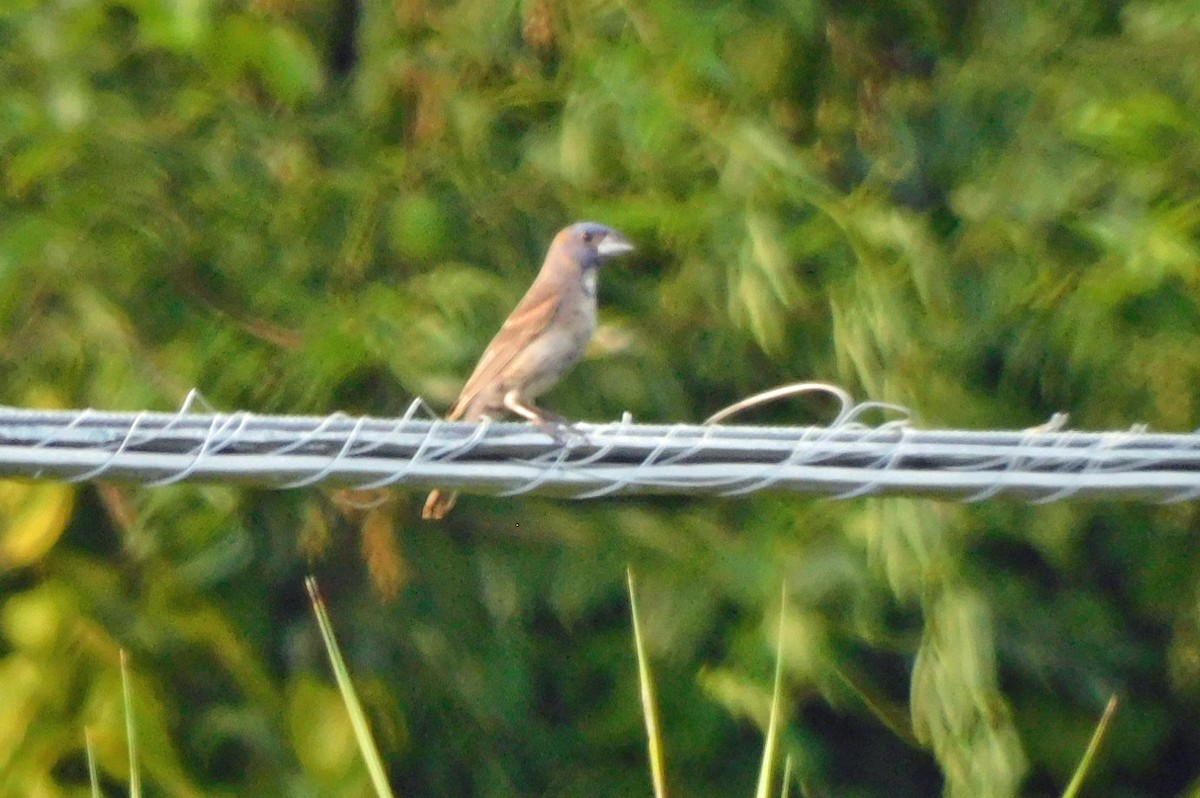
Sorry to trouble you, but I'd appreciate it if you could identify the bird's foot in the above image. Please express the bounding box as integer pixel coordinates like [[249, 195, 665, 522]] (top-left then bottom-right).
[[536, 416, 590, 446], [535, 409, 568, 426], [501, 391, 590, 445]]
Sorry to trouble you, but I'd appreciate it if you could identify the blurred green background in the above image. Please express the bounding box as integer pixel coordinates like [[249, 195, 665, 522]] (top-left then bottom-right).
[[3, 0, 1200, 795]]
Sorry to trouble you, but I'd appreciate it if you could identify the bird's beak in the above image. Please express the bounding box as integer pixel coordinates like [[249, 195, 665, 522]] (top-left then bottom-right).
[[596, 230, 636, 257]]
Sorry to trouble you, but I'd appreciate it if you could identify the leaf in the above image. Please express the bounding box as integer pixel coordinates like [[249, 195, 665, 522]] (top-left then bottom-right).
[[259, 25, 326, 106], [0, 480, 75, 570]]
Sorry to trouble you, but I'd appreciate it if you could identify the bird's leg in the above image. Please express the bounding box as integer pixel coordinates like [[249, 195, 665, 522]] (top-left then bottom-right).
[[501, 390, 544, 424], [502, 390, 584, 444]]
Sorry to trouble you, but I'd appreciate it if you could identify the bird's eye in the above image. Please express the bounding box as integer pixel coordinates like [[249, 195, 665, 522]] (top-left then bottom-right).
[[582, 230, 595, 243]]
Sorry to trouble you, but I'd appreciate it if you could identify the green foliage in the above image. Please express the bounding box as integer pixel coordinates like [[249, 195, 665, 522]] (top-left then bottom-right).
[[2, 0, 1200, 796]]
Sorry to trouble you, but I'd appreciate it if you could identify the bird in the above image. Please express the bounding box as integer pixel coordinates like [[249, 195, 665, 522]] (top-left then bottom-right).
[[422, 221, 635, 520]]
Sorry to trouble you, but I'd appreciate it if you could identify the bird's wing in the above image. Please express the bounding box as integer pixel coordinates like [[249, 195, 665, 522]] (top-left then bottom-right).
[[446, 282, 562, 420]]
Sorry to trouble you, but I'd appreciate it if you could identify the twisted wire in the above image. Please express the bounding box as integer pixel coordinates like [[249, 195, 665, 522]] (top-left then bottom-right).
[[1, 385, 1199, 502]]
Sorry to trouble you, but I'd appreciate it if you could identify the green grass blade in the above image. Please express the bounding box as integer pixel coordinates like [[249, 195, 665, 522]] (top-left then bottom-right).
[[1061, 695, 1119, 798], [305, 575, 397, 798], [829, 661, 919, 745], [779, 755, 792, 798], [120, 650, 141, 798], [627, 567, 669, 798], [84, 728, 101, 798], [755, 585, 788, 798]]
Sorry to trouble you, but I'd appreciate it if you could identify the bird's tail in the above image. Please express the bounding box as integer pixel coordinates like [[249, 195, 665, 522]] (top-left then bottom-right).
[[422, 489, 458, 520]]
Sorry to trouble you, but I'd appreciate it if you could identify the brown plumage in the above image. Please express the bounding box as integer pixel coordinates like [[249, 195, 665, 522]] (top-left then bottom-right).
[[422, 222, 635, 519]]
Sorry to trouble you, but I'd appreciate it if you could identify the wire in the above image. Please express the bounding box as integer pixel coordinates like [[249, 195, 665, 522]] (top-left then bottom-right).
[[0, 386, 1196, 502]]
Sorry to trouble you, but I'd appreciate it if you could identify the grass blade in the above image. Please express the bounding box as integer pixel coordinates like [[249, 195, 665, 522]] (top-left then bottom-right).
[[305, 575, 397, 798], [1061, 695, 1119, 798], [84, 728, 101, 798], [627, 567, 668, 798], [120, 650, 141, 798], [755, 585, 788, 798]]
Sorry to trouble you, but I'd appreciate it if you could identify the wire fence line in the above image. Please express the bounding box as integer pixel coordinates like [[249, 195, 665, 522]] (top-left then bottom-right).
[[0, 387, 1199, 503]]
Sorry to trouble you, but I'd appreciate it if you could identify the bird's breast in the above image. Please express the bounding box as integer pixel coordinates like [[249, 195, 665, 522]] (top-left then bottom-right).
[[503, 291, 596, 400]]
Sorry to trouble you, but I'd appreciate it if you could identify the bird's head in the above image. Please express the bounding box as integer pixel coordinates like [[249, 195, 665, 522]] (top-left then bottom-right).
[[555, 221, 636, 269]]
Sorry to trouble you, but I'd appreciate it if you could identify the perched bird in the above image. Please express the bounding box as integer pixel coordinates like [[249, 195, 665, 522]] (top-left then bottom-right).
[[422, 221, 635, 520]]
